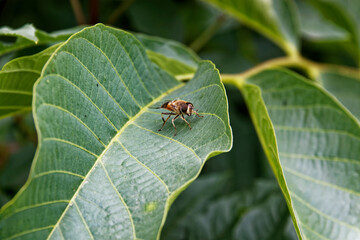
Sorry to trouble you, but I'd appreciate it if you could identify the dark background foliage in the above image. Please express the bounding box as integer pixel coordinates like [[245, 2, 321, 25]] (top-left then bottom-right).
[[3, 0, 347, 238]]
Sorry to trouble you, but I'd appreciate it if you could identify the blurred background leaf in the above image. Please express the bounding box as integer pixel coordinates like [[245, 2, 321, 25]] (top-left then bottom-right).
[[0, 24, 81, 56], [0, 45, 58, 119], [201, 0, 300, 56], [0, 1, 359, 239], [0, 113, 36, 206]]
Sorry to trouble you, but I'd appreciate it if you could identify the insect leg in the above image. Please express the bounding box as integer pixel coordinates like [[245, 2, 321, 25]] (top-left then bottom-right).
[[161, 112, 173, 122], [181, 114, 192, 130], [172, 115, 180, 136], [158, 113, 173, 131], [193, 110, 204, 118]]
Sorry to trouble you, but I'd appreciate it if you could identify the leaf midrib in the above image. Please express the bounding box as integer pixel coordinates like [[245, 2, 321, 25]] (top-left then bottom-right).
[[46, 82, 184, 239]]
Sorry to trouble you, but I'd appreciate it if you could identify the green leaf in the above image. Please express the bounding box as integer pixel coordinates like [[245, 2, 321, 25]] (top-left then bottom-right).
[[135, 33, 200, 76], [296, 0, 349, 42], [241, 69, 360, 240], [0, 24, 37, 42], [162, 175, 297, 240], [0, 24, 232, 239], [0, 31, 200, 120], [0, 44, 59, 119], [308, 0, 360, 63], [318, 70, 360, 120], [202, 0, 300, 56], [0, 24, 82, 56]]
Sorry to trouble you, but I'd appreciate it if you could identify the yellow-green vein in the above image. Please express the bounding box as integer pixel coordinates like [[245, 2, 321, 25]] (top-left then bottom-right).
[[74, 201, 94, 240], [290, 191, 360, 232], [41, 103, 106, 147], [284, 166, 360, 197], [79, 37, 145, 106], [47, 74, 119, 132], [99, 160, 136, 239], [274, 125, 360, 141], [5, 225, 54, 240], [43, 138, 99, 157], [0, 200, 69, 223], [34, 170, 85, 179], [280, 152, 360, 166], [45, 83, 183, 239], [116, 140, 170, 194], [132, 123, 201, 164], [299, 220, 330, 240], [61, 50, 131, 119]]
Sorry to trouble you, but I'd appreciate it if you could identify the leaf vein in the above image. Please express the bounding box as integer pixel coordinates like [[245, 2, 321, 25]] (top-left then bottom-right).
[[0, 69, 41, 74], [274, 125, 360, 141], [0, 106, 31, 109], [284, 166, 360, 197], [45, 83, 183, 239], [280, 152, 360, 166], [43, 137, 99, 157], [4, 225, 54, 240], [0, 200, 69, 222], [267, 104, 347, 116], [299, 220, 330, 240], [132, 123, 201, 164], [47, 74, 119, 132], [0, 89, 33, 95], [41, 103, 106, 147], [61, 50, 131, 119], [116, 140, 170, 194], [78, 37, 143, 107], [290, 191, 360, 232], [97, 34, 157, 99], [34, 170, 85, 179], [74, 201, 95, 240], [99, 161, 136, 239]]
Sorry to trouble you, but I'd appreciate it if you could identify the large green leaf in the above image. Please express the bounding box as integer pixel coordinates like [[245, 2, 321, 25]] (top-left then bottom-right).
[[0, 24, 232, 239], [0, 24, 82, 56], [318, 70, 360, 120], [202, 0, 300, 56], [0, 45, 59, 119], [241, 69, 360, 240]]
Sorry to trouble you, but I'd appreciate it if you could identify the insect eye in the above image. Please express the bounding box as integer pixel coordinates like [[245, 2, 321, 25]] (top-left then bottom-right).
[[182, 104, 188, 112], [161, 101, 170, 108]]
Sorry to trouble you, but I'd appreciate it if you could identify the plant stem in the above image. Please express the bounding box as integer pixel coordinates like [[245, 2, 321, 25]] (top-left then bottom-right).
[[69, 0, 86, 25], [175, 56, 359, 88], [220, 56, 360, 88], [107, 0, 136, 25], [189, 14, 227, 52]]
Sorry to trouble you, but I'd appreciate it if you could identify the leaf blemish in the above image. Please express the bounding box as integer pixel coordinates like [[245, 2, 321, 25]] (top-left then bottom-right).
[[145, 202, 157, 212]]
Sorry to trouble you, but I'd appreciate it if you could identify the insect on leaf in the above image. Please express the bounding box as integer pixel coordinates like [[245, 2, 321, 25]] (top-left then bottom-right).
[[0, 24, 232, 240]]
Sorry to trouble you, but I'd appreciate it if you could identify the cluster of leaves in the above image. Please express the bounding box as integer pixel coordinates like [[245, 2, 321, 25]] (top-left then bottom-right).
[[0, 0, 360, 239]]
